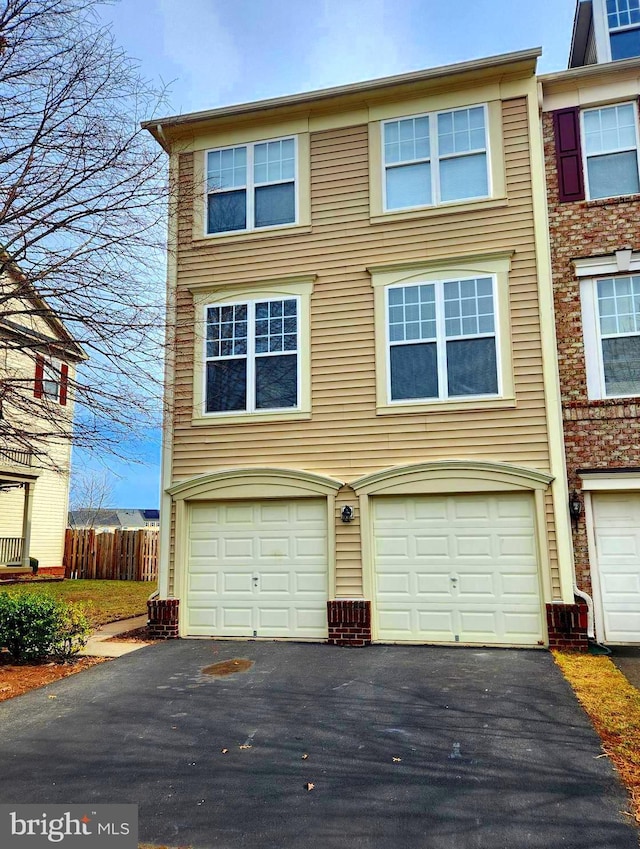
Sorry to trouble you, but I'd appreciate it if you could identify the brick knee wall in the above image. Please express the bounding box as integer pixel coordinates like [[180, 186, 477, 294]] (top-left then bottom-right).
[[147, 598, 180, 639], [546, 602, 589, 652], [327, 600, 371, 647]]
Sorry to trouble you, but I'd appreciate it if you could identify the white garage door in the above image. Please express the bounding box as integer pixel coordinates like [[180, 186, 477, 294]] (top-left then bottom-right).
[[187, 499, 328, 638], [592, 493, 640, 644], [373, 493, 544, 645]]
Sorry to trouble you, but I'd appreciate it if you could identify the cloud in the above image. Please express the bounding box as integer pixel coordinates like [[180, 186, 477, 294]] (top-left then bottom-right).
[[157, 0, 242, 112]]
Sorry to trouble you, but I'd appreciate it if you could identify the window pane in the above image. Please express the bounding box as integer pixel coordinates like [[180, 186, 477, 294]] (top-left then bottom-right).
[[255, 182, 295, 227], [610, 28, 640, 60], [587, 151, 640, 198], [207, 189, 246, 233], [255, 354, 298, 409], [206, 359, 246, 412], [207, 147, 246, 190], [440, 153, 488, 202], [446, 338, 498, 396], [386, 162, 431, 209], [602, 335, 640, 395], [390, 343, 438, 400]]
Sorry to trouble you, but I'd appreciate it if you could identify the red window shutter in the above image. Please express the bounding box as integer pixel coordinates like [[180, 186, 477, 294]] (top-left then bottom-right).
[[34, 355, 44, 398], [59, 363, 69, 406], [553, 108, 585, 203]]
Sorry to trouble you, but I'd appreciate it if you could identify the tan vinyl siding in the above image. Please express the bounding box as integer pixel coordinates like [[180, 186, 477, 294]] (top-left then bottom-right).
[[334, 487, 363, 597], [169, 96, 560, 596]]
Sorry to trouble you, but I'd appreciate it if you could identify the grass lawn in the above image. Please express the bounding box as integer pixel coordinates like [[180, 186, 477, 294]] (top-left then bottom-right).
[[1, 579, 155, 627], [554, 651, 640, 826]]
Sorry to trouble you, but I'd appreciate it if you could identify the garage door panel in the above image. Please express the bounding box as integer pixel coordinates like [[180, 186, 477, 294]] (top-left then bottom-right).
[[593, 493, 640, 643], [458, 573, 496, 596], [186, 499, 328, 638], [416, 572, 452, 595], [221, 572, 253, 593], [455, 535, 492, 557], [374, 494, 543, 645], [257, 572, 290, 593], [295, 572, 328, 593]]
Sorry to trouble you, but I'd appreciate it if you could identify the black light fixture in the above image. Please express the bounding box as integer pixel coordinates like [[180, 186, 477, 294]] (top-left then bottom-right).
[[569, 491, 582, 521], [341, 505, 354, 523]]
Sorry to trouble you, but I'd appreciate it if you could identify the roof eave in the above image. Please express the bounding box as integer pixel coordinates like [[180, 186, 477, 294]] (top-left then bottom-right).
[[142, 47, 542, 149]]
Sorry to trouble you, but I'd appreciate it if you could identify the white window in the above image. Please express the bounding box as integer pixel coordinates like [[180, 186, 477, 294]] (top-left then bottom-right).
[[383, 105, 489, 211], [42, 360, 61, 401], [386, 276, 499, 402], [582, 103, 640, 199], [206, 137, 297, 234], [607, 0, 640, 59], [204, 297, 299, 413], [582, 274, 640, 398]]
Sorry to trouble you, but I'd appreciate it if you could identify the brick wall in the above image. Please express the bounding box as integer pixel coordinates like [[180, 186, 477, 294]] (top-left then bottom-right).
[[147, 597, 180, 639], [327, 599, 371, 647], [546, 602, 589, 652], [543, 111, 640, 596]]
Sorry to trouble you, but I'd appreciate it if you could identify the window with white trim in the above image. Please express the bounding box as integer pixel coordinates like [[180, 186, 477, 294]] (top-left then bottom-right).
[[383, 105, 489, 211], [582, 103, 640, 199], [582, 274, 640, 398], [205, 297, 299, 413], [206, 137, 297, 234], [607, 0, 640, 60], [386, 276, 499, 402]]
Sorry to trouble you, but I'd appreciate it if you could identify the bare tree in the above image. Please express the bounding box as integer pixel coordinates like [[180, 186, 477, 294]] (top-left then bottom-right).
[[0, 0, 169, 466], [69, 467, 116, 528]]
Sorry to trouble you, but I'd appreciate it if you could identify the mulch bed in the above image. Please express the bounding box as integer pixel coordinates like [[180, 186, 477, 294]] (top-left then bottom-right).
[[0, 654, 107, 701]]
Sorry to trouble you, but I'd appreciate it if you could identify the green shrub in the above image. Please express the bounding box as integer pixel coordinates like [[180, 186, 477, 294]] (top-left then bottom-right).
[[0, 592, 91, 662], [51, 601, 91, 659]]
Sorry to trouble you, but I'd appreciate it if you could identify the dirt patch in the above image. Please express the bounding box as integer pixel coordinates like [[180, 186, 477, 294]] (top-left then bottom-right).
[[0, 654, 108, 701], [202, 658, 254, 677], [104, 626, 160, 643]]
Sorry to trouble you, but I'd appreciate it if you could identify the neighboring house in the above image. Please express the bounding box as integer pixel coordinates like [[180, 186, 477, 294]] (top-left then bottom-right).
[[143, 48, 584, 647], [0, 260, 85, 570], [541, 0, 640, 645], [68, 508, 160, 531]]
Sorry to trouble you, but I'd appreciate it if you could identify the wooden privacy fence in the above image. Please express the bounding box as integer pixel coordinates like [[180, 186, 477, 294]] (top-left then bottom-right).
[[64, 529, 158, 581]]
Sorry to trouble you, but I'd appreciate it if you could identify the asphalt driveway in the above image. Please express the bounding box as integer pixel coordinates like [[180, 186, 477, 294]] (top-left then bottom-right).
[[0, 641, 637, 849]]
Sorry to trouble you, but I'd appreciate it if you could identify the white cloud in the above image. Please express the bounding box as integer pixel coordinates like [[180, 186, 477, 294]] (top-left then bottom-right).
[[157, 0, 242, 112]]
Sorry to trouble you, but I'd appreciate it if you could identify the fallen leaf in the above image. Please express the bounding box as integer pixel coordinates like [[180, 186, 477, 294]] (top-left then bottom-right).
[[392, 757, 402, 762], [239, 744, 252, 750], [305, 782, 315, 791], [301, 753, 309, 760], [221, 749, 228, 754], [47, 695, 57, 700]]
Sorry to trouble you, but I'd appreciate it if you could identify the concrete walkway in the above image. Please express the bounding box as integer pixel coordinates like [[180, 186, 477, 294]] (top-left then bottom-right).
[[81, 614, 149, 657]]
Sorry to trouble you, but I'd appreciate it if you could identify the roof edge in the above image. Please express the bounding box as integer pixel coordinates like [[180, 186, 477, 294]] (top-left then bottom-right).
[[142, 47, 542, 141]]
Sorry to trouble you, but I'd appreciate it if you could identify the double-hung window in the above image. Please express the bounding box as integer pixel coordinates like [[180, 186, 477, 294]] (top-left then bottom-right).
[[34, 356, 68, 405], [205, 297, 299, 413], [582, 103, 640, 199], [582, 274, 640, 398], [206, 137, 297, 234], [387, 276, 499, 402], [607, 0, 640, 60], [383, 105, 489, 211]]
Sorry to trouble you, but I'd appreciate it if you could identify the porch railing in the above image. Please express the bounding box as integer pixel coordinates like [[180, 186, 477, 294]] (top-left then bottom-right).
[[0, 537, 23, 565], [0, 447, 32, 467]]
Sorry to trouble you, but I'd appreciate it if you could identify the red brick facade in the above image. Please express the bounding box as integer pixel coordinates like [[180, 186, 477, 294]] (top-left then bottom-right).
[[147, 597, 180, 639], [546, 602, 589, 651], [543, 110, 640, 598], [327, 600, 372, 647]]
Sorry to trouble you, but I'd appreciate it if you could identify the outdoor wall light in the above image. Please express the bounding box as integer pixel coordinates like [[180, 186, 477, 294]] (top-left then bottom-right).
[[569, 491, 582, 521], [341, 505, 354, 523]]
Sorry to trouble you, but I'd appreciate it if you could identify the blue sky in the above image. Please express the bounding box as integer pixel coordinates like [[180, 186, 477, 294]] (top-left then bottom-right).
[[88, 0, 579, 508]]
